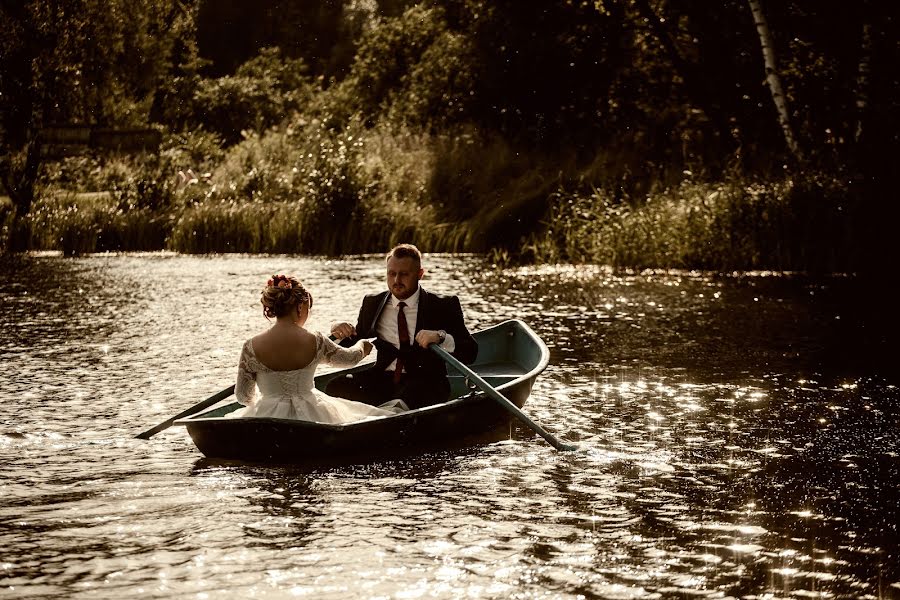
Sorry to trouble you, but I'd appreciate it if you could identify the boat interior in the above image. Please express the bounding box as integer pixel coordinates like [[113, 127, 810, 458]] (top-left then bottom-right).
[[183, 319, 547, 421]]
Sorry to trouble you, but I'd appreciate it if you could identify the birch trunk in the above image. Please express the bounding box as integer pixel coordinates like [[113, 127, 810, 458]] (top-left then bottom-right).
[[747, 0, 803, 161]]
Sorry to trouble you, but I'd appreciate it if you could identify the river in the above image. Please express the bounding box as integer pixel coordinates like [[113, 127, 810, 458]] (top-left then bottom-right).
[[1, 252, 897, 599]]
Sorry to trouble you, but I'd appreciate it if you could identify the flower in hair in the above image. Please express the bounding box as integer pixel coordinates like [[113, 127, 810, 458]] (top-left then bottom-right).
[[268, 274, 291, 288]]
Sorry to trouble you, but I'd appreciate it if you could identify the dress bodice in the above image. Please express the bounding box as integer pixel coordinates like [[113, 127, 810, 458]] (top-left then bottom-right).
[[232, 331, 406, 423]]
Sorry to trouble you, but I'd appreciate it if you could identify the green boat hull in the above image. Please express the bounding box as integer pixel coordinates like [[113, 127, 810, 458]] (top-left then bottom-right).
[[176, 319, 549, 464]]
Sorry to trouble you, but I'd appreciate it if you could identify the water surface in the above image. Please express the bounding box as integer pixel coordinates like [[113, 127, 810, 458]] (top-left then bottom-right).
[[1, 253, 897, 599]]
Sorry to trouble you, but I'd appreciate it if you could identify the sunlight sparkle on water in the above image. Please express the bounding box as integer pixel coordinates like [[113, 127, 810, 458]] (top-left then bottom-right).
[[2, 254, 898, 599], [290, 586, 314, 596], [728, 543, 764, 554]]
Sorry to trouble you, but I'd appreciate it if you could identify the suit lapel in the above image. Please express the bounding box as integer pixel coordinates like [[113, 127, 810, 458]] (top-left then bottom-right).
[[368, 291, 391, 334]]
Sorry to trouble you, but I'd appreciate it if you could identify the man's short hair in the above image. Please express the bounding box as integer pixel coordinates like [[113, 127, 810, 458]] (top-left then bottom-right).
[[387, 243, 422, 268]]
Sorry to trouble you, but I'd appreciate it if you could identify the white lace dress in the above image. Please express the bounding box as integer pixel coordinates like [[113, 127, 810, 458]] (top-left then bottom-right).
[[229, 331, 407, 423]]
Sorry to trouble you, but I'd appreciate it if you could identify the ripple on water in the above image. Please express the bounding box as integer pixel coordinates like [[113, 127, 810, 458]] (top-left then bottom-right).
[[1, 255, 898, 598]]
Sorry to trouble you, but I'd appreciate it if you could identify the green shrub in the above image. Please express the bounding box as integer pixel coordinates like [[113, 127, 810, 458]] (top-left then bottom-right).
[[160, 130, 225, 172], [39, 150, 182, 212], [167, 118, 463, 254], [192, 47, 313, 144], [341, 5, 477, 131], [345, 6, 446, 116]]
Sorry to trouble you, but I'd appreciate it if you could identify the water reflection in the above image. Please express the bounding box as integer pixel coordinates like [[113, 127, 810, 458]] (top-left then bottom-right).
[[1, 254, 898, 598]]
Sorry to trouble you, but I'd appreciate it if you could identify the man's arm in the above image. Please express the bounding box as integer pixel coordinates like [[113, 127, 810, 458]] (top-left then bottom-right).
[[413, 295, 477, 363]]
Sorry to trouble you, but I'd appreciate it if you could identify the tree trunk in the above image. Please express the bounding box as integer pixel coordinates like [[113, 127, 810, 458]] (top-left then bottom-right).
[[747, 0, 803, 161]]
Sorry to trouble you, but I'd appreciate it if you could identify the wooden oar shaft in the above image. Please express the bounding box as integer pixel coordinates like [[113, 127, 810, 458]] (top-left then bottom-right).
[[135, 384, 235, 439], [430, 345, 576, 452]]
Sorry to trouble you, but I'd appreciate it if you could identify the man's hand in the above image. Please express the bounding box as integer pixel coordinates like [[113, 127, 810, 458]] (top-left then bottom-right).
[[415, 330, 443, 348], [331, 322, 357, 340]]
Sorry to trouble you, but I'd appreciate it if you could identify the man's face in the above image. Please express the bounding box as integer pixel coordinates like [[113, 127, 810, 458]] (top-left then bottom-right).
[[386, 256, 423, 300]]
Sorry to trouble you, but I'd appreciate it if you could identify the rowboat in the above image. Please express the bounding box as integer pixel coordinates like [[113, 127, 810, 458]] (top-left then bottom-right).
[[174, 319, 550, 464]]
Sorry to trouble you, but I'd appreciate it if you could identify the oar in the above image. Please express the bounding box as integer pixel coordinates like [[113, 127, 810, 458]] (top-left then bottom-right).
[[430, 344, 577, 452], [135, 385, 235, 440]]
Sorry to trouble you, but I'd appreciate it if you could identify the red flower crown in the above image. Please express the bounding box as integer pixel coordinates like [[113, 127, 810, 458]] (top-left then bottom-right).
[[267, 274, 294, 290]]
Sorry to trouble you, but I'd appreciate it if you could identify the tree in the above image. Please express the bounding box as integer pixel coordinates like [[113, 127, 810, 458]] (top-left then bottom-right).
[[196, 0, 346, 77], [0, 0, 188, 248], [747, 0, 803, 161]]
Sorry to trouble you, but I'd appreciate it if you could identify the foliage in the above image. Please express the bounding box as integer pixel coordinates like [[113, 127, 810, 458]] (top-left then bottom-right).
[[5, 0, 898, 273], [0, 196, 14, 250], [196, 0, 355, 77], [440, 0, 629, 148], [154, 45, 315, 145], [340, 5, 475, 130], [527, 173, 858, 273], [0, 0, 189, 239], [0, 0, 182, 139], [193, 48, 314, 144], [26, 192, 170, 255], [159, 130, 226, 173]]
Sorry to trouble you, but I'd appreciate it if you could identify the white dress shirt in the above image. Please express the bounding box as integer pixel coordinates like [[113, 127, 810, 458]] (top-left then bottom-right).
[[376, 287, 455, 372]]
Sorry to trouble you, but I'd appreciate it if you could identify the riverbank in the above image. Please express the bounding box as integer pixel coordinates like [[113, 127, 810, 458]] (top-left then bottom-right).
[[3, 164, 867, 275], [3, 2, 895, 276]]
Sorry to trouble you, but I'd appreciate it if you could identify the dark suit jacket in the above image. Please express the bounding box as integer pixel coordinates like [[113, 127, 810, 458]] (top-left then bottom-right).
[[341, 287, 478, 380]]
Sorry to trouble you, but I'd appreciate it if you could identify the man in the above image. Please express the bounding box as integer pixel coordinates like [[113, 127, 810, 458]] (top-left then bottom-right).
[[326, 243, 478, 409]]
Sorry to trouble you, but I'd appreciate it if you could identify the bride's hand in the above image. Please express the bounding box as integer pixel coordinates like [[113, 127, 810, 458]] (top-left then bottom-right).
[[362, 340, 373, 356]]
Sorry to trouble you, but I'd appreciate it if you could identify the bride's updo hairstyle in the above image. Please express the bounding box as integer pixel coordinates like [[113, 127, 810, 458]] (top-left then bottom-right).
[[261, 274, 312, 319]]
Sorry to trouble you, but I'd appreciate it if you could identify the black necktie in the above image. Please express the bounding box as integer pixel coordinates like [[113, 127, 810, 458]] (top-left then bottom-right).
[[394, 302, 409, 383]]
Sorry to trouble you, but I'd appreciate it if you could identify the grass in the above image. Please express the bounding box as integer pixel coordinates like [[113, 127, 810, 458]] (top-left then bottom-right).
[[6, 123, 863, 274], [524, 173, 860, 273], [26, 191, 170, 255]]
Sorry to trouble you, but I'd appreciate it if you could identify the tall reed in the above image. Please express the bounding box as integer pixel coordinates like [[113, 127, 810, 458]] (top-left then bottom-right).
[[26, 192, 170, 255], [526, 173, 857, 272]]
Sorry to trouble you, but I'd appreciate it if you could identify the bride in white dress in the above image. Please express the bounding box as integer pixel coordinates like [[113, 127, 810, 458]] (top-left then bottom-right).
[[230, 275, 407, 422]]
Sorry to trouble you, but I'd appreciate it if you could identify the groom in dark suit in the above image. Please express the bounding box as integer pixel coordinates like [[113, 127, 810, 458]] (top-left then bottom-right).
[[326, 244, 478, 409]]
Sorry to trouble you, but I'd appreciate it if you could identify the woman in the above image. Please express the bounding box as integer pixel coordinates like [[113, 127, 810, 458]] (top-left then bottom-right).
[[230, 275, 408, 422]]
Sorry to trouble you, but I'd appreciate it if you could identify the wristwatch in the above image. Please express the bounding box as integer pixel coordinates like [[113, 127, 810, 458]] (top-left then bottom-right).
[[437, 330, 446, 344]]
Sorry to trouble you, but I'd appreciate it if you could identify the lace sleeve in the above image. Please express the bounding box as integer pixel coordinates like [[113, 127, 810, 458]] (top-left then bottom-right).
[[319, 333, 366, 367], [235, 340, 257, 406]]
